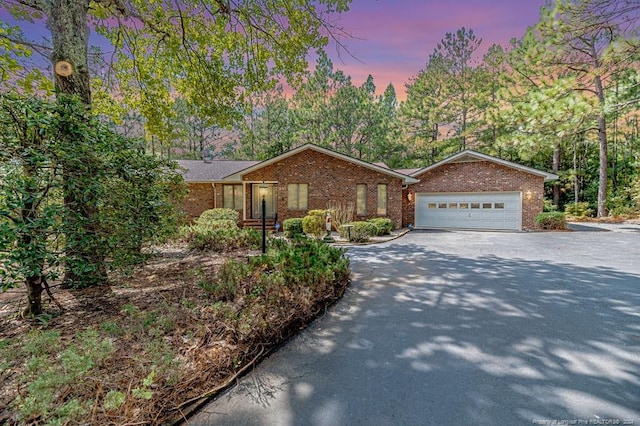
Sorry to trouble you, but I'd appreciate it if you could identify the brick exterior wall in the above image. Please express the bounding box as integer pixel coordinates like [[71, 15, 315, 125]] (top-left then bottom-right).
[[242, 149, 404, 228], [402, 161, 544, 230], [182, 182, 215, 220]]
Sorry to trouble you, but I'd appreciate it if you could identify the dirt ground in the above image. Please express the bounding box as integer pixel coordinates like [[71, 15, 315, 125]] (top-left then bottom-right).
[[0, 243, 271, 425]]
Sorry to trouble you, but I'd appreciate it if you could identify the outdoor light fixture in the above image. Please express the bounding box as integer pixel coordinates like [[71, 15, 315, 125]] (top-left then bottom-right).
[[407, 192, 414, 202], [525, 190, 533, 200], [260, 181, 267, 254]]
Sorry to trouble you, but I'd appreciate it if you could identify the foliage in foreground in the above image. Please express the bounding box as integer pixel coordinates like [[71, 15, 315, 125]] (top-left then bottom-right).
[[199, 239, 350, 345], [0, 238, 350, 425], [0, 94, 184, 315]]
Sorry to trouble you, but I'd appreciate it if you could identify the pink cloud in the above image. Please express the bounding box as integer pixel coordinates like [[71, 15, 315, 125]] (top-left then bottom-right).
[[328, 0, 545, 100]]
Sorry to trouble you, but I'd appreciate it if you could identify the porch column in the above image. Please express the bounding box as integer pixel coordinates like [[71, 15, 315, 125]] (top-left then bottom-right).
[[242, 181, 247, 222]]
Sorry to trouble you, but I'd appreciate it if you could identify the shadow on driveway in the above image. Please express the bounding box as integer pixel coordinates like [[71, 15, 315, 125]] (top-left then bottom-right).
[[190, 241, 640, 425], [568, 223, 611, 232]]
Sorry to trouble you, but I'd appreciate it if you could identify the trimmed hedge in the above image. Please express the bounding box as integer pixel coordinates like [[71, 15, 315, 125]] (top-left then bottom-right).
[[283, 218, 304, 238], [535, 212, 567, 230], [368, 218, 395, 236], [181, 216, 259, 251], [185, 227, 260, 251], [302, 210, 327, 237], [349, 221, 378, 242], [196, 208, 240, 225]]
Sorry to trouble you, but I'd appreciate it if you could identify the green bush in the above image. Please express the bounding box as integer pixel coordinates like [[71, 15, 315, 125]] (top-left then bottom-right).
[[283, 218, 304, 238], [349, 221, 378, 242], [179, 219, 239, 243], [200, 259, 250, 302], [302, 213, 326, 237], [535, 212, 567, 230], [184, 226, 260, 251], [543, 198, 557, 212], [564, 202, 592, 217], [247, 238, 349, 292], [196, 208, 239, 225], [0, 95, 185, 314], [201, 238, 350, 343], [367, 218, 395, 236]]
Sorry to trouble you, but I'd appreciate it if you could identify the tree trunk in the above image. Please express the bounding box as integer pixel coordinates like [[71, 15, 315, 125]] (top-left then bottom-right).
[[573, 136, 579, 205], [24, 276, 44, 317], [49, 0, 107, 287], [48, 0, 91, 105], [594, 74, 608, 217], [552, 144, 561, 208], [21, 172, 46, 315]]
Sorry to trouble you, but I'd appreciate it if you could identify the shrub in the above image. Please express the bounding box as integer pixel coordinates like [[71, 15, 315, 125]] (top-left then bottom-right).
[[349, 221, 378, 242], [200, 259, 250, 302], [179, 219, 239, 243], [201, 238, 350, 344], [367, 218, 395, 236], [196, 208, 239, 225], [535, 212, 567, 230], [180, 219, 238, 236], [543, 198, 557, 212], [184, 226, 260, 251], [302, 211, 326, 237], [564, 202, 592, 218], [283, 218, 304, 238], [327, 201, 354, 234]]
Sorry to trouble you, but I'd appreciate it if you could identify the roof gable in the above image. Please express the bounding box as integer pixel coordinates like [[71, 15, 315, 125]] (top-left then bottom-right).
[[411, 150, 559, 182], [225, 144, 419, 184]]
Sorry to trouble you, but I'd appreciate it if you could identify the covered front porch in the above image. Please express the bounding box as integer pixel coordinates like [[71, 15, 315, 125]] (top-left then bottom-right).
[[241, 181, 278, 230]]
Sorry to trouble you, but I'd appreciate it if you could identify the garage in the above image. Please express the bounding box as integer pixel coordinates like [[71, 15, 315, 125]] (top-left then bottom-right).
[[415, 192, 522, 231]]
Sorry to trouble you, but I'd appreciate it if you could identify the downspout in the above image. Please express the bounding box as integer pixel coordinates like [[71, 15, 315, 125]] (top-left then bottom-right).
[[211, 182, 216, 208], [242, 182, 247, 222]]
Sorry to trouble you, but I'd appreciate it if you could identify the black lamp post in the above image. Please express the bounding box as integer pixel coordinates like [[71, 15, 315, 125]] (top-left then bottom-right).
[[260, 181, 267, 254]]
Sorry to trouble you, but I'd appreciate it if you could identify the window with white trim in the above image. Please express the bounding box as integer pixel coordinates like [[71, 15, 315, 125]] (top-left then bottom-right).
[[377, 184, 387, 215], [356, 184, 367, 215], [287, 183, 308, 210], [223, 185, 243, 210]]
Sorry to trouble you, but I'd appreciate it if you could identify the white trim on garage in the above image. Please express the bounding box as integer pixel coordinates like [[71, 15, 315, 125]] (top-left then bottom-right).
[[415, 192, 522, 231]]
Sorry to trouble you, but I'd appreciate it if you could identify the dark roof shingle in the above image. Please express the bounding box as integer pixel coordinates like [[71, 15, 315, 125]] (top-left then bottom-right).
[[176, 160, 259, 182]]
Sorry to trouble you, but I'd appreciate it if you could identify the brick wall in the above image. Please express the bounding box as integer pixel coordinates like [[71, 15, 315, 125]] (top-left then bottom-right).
[[182, 182, 214, 220], [242, 149, 404, 228], [402, 161, 544, 230]]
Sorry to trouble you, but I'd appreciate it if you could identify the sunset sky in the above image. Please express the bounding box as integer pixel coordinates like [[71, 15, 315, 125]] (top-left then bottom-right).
[[2, 0, 547, 101], [329, 0, 546, 99]]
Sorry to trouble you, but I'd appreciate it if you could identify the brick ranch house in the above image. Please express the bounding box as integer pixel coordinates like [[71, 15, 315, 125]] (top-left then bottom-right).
[[177, 144, 558, 231]]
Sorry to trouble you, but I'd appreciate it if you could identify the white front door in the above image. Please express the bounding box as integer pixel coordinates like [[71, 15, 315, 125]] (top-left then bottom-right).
[[252, 183, 277, 219]]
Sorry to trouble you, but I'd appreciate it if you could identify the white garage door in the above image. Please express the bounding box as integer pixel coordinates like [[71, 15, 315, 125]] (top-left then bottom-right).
[[415, 192, 522, 231]]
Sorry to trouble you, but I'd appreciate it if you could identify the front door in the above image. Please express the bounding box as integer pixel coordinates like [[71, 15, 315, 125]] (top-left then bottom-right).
[[252, 183, 277, 219]]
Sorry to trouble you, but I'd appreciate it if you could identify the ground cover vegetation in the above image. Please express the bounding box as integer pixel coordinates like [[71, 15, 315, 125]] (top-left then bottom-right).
[[0, 231, 350, 424]]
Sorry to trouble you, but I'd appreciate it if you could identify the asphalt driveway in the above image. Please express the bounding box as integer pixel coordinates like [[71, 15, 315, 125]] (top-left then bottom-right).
[[188, 228, 640, 425]]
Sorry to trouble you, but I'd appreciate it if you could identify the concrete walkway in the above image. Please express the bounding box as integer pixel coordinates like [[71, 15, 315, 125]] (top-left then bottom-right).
[[188, 229, 640, 425]]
